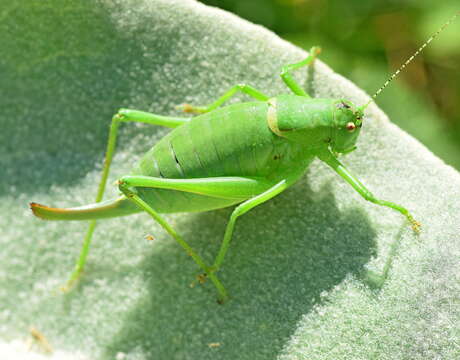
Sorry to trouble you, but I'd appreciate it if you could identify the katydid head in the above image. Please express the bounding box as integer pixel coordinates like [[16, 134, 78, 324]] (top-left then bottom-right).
[[267, 96, 365, 154], [330, 99, 363, 154]]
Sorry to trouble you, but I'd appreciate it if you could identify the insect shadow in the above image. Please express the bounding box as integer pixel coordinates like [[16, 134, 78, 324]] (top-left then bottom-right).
[[102, 179, 378, 360], [0, 9, 178, 197]]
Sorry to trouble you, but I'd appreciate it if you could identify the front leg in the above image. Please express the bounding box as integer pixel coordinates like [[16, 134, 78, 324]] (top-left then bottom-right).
[[318, 149, 421, 233]]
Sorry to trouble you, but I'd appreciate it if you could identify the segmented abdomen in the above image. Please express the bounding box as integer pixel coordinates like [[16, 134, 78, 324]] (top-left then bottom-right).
[[131, 102, 281, 213]]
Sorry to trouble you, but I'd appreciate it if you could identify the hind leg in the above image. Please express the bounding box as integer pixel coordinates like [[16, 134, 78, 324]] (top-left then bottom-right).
[[118, 175, 287, 302], [63, 110, 191, 291]]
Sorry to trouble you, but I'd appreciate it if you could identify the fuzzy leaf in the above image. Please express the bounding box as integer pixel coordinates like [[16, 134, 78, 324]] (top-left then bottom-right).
[[1, 1, 459, 359]]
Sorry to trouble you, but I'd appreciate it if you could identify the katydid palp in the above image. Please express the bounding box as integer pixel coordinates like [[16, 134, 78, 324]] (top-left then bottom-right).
[[30, 13, 458, 303]]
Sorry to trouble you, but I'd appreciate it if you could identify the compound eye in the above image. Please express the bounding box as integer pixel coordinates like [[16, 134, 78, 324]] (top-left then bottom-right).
[[346, 122, 356, 132]]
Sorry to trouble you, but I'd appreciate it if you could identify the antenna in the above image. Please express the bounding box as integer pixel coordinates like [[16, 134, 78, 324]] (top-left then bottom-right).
[[361, 11, 459, 111]]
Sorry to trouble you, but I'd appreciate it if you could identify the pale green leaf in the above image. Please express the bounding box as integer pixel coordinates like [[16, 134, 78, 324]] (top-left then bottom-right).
[[1, 1, 459, 359]]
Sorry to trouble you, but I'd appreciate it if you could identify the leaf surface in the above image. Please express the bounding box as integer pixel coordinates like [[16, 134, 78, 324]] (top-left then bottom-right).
[[1, 1, 459, 359]]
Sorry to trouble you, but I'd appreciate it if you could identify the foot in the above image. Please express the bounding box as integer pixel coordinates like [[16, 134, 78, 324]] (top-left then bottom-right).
[[189, 272, 208, 288], [309, 46, 322, 59], [410, 219, 422, 234], [59, 266, 83, 293]]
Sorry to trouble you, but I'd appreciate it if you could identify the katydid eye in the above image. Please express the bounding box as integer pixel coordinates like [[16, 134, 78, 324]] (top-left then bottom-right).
[[346, 122, 356, 132]]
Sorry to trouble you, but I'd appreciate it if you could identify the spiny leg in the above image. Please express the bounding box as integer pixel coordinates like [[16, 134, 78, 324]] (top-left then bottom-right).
[[63, 109, 191, 291], [117, 175, 281, 302], [281, 46, 321, 97], [318, 149, 421, 233], [177, 84, 269, 114]]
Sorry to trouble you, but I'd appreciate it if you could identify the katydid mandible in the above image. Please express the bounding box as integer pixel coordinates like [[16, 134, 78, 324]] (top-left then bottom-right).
[[30, 13, 458, 303]]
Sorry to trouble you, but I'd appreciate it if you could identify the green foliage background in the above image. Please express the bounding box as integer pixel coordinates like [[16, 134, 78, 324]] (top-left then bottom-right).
[[201, 0, 460, 169]]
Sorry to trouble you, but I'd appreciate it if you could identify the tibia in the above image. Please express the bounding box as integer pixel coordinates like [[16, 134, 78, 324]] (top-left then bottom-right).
[[30, 196, 140, 221]]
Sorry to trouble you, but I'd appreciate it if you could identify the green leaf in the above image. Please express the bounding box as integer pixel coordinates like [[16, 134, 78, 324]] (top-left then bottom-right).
[[1, 0, 459, 359]]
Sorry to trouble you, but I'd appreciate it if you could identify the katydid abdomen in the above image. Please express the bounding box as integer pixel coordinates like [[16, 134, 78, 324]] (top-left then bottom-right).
[[32, 98, 314, 220], [131, 100, 313, 213]]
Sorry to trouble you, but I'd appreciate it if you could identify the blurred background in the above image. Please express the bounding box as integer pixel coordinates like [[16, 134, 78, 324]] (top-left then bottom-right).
[[200, 0, 460, 170]]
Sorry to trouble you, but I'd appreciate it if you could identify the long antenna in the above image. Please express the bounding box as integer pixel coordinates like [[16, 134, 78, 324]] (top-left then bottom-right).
[[361, 11, 459, 111]]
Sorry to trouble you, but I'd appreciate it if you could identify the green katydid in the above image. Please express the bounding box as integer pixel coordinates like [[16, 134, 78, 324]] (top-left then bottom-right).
[[30, 13, 458, 303]]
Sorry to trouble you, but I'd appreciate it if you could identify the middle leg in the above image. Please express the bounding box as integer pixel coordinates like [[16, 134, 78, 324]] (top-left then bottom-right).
[[178, 84, 270, 114], [63, 109, 191, 291], [280, 46, 321, 97]]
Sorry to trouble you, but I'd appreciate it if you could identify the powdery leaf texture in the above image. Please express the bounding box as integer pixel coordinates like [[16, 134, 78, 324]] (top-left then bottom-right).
[[1, 1, 459, 359]]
